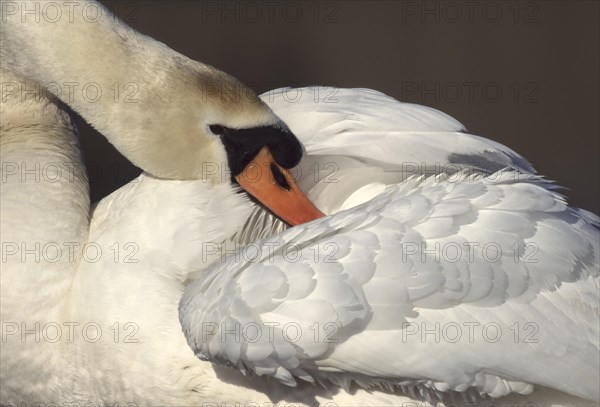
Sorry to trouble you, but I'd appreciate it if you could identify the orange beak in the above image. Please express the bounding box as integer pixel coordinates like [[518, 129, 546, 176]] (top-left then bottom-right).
[[235, 147, 325, 226]]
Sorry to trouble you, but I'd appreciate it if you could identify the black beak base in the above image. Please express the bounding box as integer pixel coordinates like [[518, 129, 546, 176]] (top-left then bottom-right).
[[215, 124, 303, 178]]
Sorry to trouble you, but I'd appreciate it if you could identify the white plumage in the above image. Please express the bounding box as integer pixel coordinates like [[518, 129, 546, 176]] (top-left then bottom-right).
[[181, 87, 600, 402], [2, 73, 598, 404], [1, 1, 597, 402]]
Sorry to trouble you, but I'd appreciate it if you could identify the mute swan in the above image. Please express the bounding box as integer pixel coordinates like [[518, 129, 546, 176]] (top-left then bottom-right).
[[2, 74, 597, 404], [1, 1, 598, 405]]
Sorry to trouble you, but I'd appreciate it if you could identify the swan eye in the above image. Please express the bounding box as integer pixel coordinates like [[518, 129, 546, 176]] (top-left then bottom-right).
[[209, 125, 225, 135]]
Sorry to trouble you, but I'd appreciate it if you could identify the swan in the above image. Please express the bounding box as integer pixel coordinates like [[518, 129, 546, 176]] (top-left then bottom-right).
[[2, 74, 598, 404], [1, 1, 598, 405]]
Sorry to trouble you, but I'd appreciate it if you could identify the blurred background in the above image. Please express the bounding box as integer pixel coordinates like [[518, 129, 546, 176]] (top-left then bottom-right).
[[89, 0, 599, 213]]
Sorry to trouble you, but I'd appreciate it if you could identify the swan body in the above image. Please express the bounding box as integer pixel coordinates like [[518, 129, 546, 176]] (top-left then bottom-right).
[[1, 0, 598, 404], [3, 78, 598, 405]]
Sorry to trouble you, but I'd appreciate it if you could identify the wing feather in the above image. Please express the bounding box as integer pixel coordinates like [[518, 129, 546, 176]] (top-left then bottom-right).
[[180, 171, 600, 400]]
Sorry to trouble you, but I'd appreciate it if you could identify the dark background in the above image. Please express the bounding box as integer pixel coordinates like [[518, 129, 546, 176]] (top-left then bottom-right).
[[86, 0, 599, 213]]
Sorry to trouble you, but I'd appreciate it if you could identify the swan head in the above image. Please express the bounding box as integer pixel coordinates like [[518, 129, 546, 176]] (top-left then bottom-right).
[[117, 66, 322, 225]]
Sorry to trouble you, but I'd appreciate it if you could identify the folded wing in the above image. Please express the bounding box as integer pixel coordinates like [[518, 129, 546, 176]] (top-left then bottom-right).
[[180, 88, 600, 402]]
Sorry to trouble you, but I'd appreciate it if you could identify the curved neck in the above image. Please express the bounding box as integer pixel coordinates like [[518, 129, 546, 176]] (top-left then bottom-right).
[[0, 0, 203, 173], [0, 69, 90, 319], [2, 1, 143, 116]]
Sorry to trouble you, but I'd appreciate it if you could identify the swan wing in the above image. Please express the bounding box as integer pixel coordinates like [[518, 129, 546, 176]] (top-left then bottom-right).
[[261, 87, 538, 215], [262, 87, 534, 174], [180, 87, 599, 401], [180, 171, 600, 400]]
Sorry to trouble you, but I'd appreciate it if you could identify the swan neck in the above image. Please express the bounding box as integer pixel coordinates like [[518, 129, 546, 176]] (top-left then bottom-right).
[[1, 70, 90, 320], [0, 0, 209, 175]]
